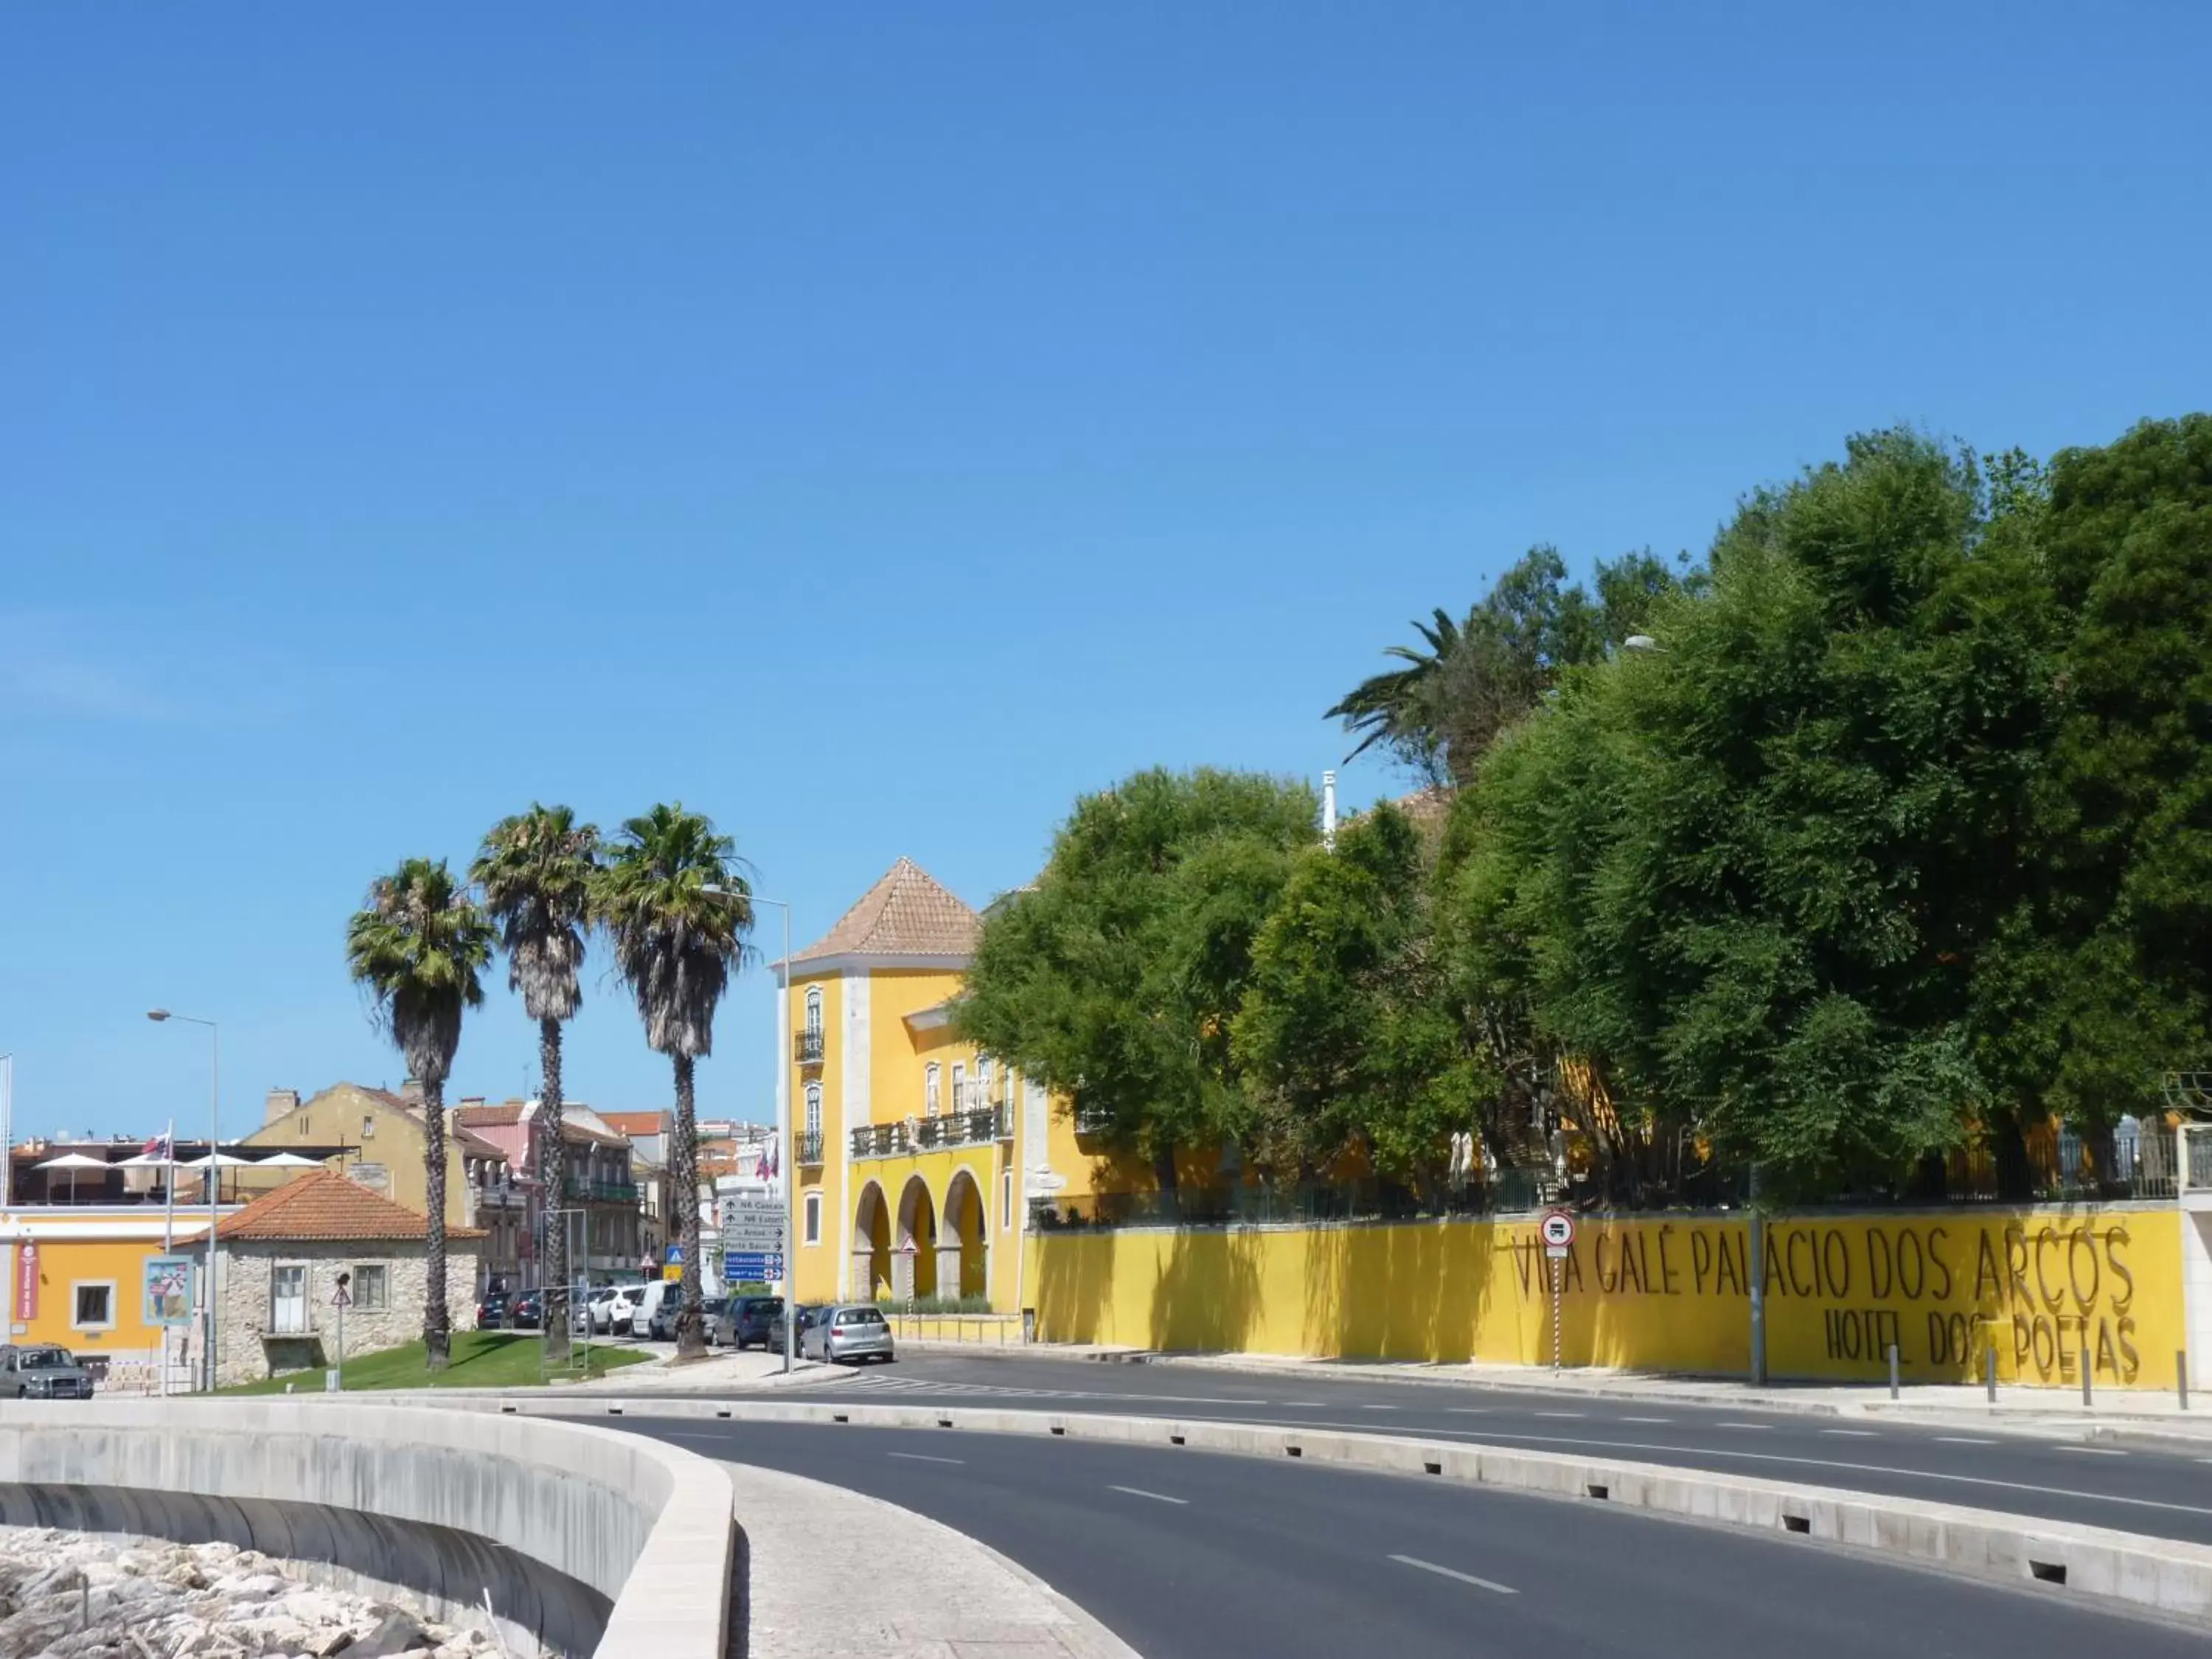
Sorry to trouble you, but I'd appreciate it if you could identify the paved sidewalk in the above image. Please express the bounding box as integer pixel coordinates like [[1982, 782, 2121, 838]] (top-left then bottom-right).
[[726, 1458, 1138, 1658], [894, 1338, 2212, 1443]]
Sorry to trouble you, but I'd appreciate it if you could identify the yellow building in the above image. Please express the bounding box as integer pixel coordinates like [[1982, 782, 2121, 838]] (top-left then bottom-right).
[[783, 858, 1096, 1312]]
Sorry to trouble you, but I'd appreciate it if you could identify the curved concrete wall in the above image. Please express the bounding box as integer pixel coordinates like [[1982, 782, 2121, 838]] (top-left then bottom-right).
[[0, 1402, 732, 1659]]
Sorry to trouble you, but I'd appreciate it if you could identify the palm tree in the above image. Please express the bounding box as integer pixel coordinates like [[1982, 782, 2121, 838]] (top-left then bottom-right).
[[345, 858, 494, 1370], [1324, 607, 1462, 784], [472, 804, 599, 1363], [594, 803, 754, 1360]]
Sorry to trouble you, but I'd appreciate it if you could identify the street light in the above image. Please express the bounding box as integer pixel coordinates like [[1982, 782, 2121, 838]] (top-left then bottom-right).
[[147, 1009, 220, 1391]]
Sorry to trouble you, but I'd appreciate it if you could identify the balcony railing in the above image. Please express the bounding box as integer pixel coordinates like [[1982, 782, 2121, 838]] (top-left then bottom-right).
[[563, 1178, 639, 1204], [794, 1029, 825, 1065], [849, 1107, 1012, 1160], [796, 1130, 824, 1166]]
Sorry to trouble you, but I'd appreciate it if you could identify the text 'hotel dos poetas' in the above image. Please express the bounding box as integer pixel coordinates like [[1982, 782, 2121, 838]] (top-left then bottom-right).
[[1510, 1220, 2142, 1380]]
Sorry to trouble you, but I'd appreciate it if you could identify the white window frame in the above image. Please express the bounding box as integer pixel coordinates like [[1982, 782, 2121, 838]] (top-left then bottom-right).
[[70, 1280, 117, 1333], [950, 1062, 966, 1115], [804, 1082, 823, 1139], [977, 1057, 994, 1105], [804, 1192, 822, 1246], [1001, 1166, 1013, 1231], [925, 1062, 942, 1117], [352, 1263, 389, 1312], [804, 985, 823, 1037], [270, 1262, 310, 1336]]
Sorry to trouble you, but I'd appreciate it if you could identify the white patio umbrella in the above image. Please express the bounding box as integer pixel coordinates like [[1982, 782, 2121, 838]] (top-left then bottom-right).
[[173, 1152, 254, 1167], [252, 1152, 324, 1168], [35, 1151, 109, 1203]]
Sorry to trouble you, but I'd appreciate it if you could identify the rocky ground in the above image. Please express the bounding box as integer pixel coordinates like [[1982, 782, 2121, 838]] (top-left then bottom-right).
[[0, 1530, 509, 1659]]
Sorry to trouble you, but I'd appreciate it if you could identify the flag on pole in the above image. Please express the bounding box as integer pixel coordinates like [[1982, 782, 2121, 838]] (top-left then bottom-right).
[[142, 1127, 174, 1160]]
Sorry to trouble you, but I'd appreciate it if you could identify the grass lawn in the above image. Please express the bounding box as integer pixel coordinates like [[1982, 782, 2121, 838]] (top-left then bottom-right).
[[221, 1330, 653, 1394]]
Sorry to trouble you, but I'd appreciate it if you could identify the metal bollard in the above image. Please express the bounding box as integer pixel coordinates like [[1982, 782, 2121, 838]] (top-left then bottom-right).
[[2182, 1351, 2191, 1412], [1986, 1345, 1997, 1405], [1888, 1343, 1899, 1400], [2082, 1343, 2093, 1408]]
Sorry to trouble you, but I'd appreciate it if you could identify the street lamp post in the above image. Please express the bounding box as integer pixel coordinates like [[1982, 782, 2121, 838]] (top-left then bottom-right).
[[751, 897, 799, 1377], [147, 1010, 220, 1391]]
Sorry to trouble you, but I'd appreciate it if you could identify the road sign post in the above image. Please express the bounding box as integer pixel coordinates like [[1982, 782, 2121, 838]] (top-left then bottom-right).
[[331, 1273, 352, 1393], [1538, 1210, 1576, 1372]]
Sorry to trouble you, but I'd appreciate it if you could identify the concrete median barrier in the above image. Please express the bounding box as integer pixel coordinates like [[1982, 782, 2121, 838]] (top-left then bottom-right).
[[446, 1394, 2212, 1624]]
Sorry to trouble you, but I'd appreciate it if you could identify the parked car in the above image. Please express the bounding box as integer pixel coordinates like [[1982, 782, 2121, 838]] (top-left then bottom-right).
[[605, 1284, 645, 1335], [727, 1295, 784, 1352], [766, 1302, 827, 1355], [474, 1291, 511, 1330], [1, 1345, 94, 1399], [801, 1304, 895, 1366], [508, 1289, 543, 1330], [700, 1295, 731, 1346], [583, 1286, 619, 1332], [634, 1280, 684, 1340]]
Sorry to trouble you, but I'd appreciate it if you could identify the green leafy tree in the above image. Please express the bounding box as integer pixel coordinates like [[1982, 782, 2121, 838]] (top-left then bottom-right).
[[1974, 417, 2212, 1158], [1450, 431, 2058, 1193], [955, 768, 1317, 1199], [595, 804, 753, 1359], [472, 803, 599, 1360], [1233, 802, 1473, 1194], [344, 858, 494, 1369]]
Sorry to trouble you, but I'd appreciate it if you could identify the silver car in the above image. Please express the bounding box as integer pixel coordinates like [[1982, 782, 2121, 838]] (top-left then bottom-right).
[[2, 1344, 94, 1399], [801, 1304, 895, 1365]]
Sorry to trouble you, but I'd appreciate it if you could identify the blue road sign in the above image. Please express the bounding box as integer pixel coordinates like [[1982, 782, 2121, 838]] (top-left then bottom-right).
[[724, 1251, 784, 1283], [666, 1243, 685, 1265]]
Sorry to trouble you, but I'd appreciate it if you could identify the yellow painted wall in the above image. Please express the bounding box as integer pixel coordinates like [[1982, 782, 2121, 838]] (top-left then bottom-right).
[[7, 1229, 201, 1354], [1025, 1206, 2183, 1389], [791, 968, 842, 1306]]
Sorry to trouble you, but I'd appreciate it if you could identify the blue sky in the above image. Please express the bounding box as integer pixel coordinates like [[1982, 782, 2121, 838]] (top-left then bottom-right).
[[4, 4, 2207, 1141]]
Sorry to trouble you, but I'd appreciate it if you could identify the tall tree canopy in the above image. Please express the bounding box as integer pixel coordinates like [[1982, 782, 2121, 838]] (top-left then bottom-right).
[[954, 768, 1317, 1193]]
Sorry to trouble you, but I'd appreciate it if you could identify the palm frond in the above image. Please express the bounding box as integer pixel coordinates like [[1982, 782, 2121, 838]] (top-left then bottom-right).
[[593, 802, 754, 1059], [470, 803, 600, 1022], [344, 858, 494, 1088]]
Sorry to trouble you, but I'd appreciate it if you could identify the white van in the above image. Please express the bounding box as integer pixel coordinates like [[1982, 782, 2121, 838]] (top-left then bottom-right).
[[633, 1280, 680, 1340]]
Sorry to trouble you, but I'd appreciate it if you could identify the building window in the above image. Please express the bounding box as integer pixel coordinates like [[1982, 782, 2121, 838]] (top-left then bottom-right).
[[72, 1282, 115, 1332], [352, 1264, 389, 1312], [950, 1062, 966, 1114], [804, 1082, 822, 1139], [361, 1116, 375, 1139], [271, 1265, 309, 1335], [804, 985, 823, 1037], [804, 1192, 821, 1245], [1001, 1166, 1013, 1231], [925, 1062, 941, 1117], [977, 1057, 994, 1105]]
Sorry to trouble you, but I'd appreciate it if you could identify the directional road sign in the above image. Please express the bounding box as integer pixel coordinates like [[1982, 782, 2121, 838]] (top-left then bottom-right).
[[723, 1251, 784, 1284], [717, 1192, 786, 1253]]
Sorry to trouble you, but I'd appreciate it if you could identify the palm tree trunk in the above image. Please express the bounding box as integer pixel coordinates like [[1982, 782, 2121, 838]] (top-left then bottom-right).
[[539, 1018, 571, 1364], [423, 1079, 451, 1371], [672, 1052, 706, 1360]]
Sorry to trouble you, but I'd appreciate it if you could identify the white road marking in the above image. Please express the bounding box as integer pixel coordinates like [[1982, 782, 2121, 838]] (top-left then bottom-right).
[[1620, 1416, 1672, 1425], [1935, 1436, 1997, 1446], [1360, 1404, 1399, 1411], [1447, 1408, 1492, 1416], [886, 1452, 964, 1465], [1109, 1485, 1189, 1506], [1390, 1554, 1517, 1595], [2060, 1446, 2126, 1456], [1534, 1411, 1585, 1419], [1716, 1422, 1771, 1430], [1820, 1428, 1879, 1437]]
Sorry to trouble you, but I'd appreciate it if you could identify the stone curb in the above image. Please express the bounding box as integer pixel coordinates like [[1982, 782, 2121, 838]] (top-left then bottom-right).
[[426, 1394, 2212, 1624]]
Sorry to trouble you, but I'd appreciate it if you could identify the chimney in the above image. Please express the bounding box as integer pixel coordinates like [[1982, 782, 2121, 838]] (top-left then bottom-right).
[[1322, 770, 1338, 851], [264, 1088, 300, 1125], [400, 1078, 425, 1105]]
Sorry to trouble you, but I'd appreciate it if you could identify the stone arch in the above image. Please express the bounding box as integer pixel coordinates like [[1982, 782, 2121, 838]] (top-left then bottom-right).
[[942, 1166, 990, 1304], [852, 1180, 891, 1303], [894, 1175, 938, 1301]]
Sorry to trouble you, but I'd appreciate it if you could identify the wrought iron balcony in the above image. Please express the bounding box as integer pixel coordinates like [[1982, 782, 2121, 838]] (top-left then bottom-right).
[[796, 1131, 824, 1166], [852, 1110, 1005, 1158], [794, 1029, 826, 1065]]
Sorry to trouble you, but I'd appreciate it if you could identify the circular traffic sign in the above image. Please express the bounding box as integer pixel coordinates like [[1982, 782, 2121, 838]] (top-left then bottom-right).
[[1539, 1209, 1576, 1249]]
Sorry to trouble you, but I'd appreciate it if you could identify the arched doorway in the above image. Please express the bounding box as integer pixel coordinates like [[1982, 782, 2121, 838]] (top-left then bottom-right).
[[895, 1175, 938, 1302], [852, 1180, 890, 1302], [942, 1167, 990, 1304]]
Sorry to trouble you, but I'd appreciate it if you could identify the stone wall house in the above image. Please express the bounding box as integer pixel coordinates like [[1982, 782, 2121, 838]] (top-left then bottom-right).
[[212, 1169, 485, 1388]]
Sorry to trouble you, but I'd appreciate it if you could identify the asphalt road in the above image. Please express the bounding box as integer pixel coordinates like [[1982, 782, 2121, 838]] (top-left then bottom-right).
[[623, 1416, 2208, 1659], [707, 1352, 2212, 1545]]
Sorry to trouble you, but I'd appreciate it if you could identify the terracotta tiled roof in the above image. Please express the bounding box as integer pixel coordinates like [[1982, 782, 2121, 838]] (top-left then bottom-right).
[[455, 1102, 527, 1129], [596, 1111, 667, 1138], [217, 1169, 484, 1242], [792, 857, 980, 964]]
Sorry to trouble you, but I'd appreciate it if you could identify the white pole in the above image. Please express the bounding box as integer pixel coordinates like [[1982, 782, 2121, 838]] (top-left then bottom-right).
[[774, 901, 796, 1375], [1321, 771, 1338, 851]]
